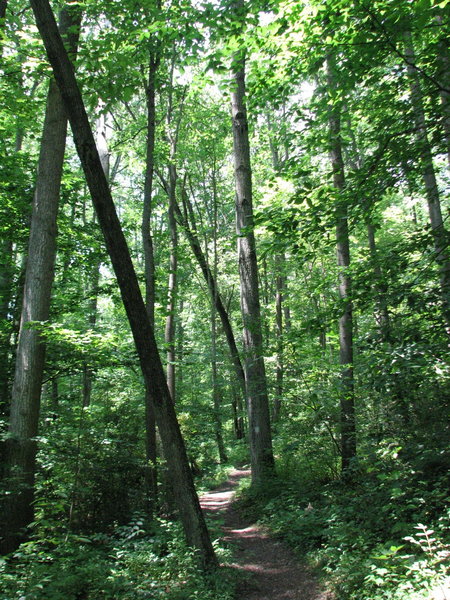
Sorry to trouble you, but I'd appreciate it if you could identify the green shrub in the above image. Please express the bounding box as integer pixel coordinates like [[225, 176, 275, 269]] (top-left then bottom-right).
[[0, 515, 236, 600], [251, 441, 450, 600]]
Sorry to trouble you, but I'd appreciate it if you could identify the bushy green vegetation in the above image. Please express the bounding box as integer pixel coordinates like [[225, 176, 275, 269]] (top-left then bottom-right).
[[0, 515, 235, 600], [0, 367, 239, 599], [239, 441, 450, 600]]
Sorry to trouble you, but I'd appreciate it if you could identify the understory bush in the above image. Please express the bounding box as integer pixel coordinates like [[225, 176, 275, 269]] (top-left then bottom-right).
[[0, 515, 235, 600], [250, 442, 450, 600]]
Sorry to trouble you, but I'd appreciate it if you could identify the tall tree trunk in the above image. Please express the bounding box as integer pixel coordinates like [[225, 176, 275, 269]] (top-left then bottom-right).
[[175, 191, 246, 438], [163, 56, 184, 403], [405, 33, 450, 332], [176, 298, 184, 389], [211, 294, 227, 463], [345, 119, 390, 341], [366, 221, 390, 339], [0, 0, 7, 60], [0, 5, 81, 554], [142, 53, 159, 514], [266, 114, 287, 422], [143, 55, 158, 331], [0, 240, 14, 415], [231, 50, 275, 485], [1, 129, 29, 414], [82, 256, 100, 407], [82, 110, 108, 409], [326, 55, 356, 473], [165, 162, 178, 402], [0, 122, 21, 411], [435, 14, 450, 168], [209, 177, 227, 463], [273, 255, 284, 422], [29, 0, 217, 570]]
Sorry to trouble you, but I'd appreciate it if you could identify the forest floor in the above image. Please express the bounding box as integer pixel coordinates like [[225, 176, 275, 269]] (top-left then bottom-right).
[[200, 468, 333, 600]]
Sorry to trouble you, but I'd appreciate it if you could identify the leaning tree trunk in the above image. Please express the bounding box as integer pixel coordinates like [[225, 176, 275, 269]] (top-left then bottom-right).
[[405, 33, 450, 333], [231, 49, 275, 485], [0, 4, 81, 555], [209, 173, 227, 463], [326, 55, 356, 473], [176, 189, 246, 438], [29, 0, 217, 571]]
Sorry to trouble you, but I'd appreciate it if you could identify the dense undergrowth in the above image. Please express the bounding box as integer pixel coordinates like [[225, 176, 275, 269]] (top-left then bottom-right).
[[0, 398, 243, 600], [237, 441, 450, 600], [2, 437, 449, 600], [0, 511, 235, 600]]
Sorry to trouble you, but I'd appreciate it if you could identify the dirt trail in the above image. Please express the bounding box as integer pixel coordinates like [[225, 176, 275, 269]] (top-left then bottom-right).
[[200, 468, 331, 600]]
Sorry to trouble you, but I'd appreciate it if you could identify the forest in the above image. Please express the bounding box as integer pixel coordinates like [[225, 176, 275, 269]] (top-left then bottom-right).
[[0, 0, 449, 598]]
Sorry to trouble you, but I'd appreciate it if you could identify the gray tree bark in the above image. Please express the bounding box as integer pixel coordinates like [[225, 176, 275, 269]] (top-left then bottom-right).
[[0, 5, 81, 554], [209, 175, 227, 463], [0, 242, 14, 414], [142, 53, 159, 514], [142, 56, 158, 331], [435, 13, 450, 167], [326, 55, 356, 473], [163, 57, 184, 403], [266, 114, 287, 422], [231, 51, 275, 485], [405, 33, 450, 333], [165, 162, 178, 402], [1, 110, 32, 417], [82, 110, 108, 409], [175, 190, 246, 438], [273, 255, 284, 422], [366, 221, 390, 340], [29, 0, 217, 570]]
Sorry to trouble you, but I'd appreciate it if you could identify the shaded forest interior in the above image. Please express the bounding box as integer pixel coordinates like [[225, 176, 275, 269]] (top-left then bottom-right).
[[0, 0, 449, 598]]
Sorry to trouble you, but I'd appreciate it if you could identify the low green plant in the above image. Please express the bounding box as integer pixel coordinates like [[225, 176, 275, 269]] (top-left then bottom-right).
[[361, 521, 450, 600], [250, 441, 450, 600], [0, 515, 236, 600]]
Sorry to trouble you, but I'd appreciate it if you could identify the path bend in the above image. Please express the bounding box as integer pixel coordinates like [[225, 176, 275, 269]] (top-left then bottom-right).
[[200, 468, 332, 600]]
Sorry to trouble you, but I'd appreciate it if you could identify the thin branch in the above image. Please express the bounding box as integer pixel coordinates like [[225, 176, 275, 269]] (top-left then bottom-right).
[[358, 1, 450, 94]]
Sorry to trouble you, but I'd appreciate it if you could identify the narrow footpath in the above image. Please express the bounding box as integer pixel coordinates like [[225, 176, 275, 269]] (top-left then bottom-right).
[[200, 468, 332, 600]]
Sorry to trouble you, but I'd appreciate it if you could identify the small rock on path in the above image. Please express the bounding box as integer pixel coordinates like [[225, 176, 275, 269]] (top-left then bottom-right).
[[200, 468, 332, 600]]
